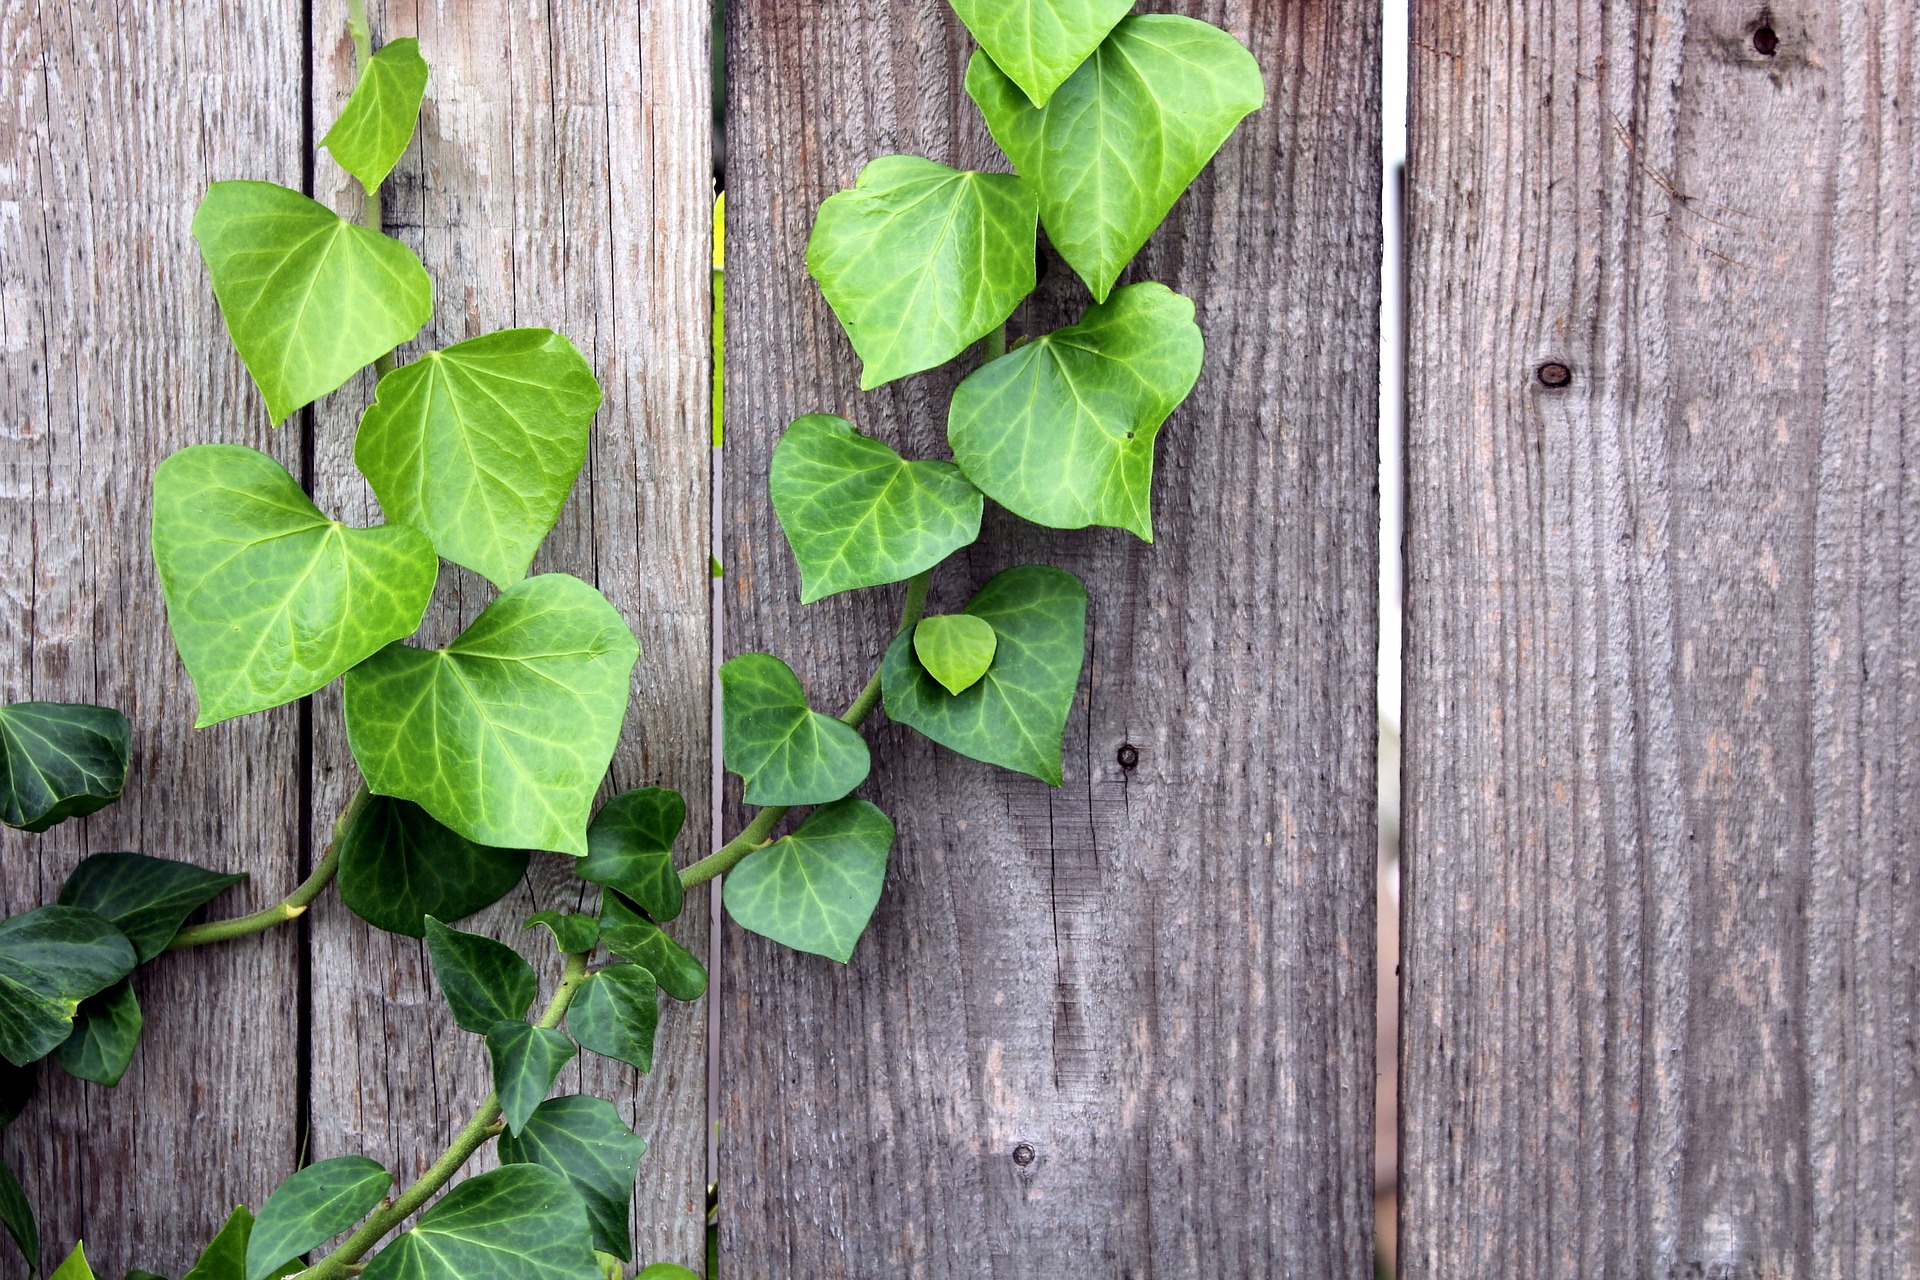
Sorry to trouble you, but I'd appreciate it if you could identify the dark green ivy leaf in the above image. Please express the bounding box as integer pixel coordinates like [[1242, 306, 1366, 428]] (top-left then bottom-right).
[[0, 702, 129, 833], [360, 1164, 600, 1280], [524, 912, 600, 956], [0, 1154, 36, 1273], [0, 906, 139, 1067], [720, 653, 870, 807], [597, 894, 707, 1002], [246, 1156, 391, 1280], [125, 1271, 173, 1280], [486, 1021, 577, 1138], [321, 37, 430, 193], [424, 919, 537, 1035], [58, 853, 247, 963], [52, 979, 141, 1087], [565, 965, 658, 1074], [722, 799, 894, 964], [497, 1096, 648, 1263], [182, 1207, 301, 1280], [338, 796, 530, 939], [578, 789, 685, 925]]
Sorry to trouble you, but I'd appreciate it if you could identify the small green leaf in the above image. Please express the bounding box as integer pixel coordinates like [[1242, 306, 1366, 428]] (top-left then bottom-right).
[[52, 979, 141, 1087], [719, 653, 869, 807], [0, 703, 129, 833], [338, 796, 530, 939], [321, 37, 430, 193], [968, 15, 1264, 301], [912, 615, 997, 696], [497, 1096, 648, 1263], [356, 329, 603, 589], [58, 853, 247, 963], [486, 1022, 578, 1138], [578, 789, 684, 925], [596, 895, 707, 1002], [0, 1155, 36, 1272], [770, 415, 983, 603], [948, 283, 1202, 540], [947, 0, 1132, 107], [424, 919, 537, 1035], [182, 1207, 299, 1280], [806, 156, 1037, 389], [343, 574, 639, 857], [637, 1267, 698, 1280], [882, 565, 1086, 784], [0, 1058, 34, 1128], [0, 906, 138, 1067], [722, 798, 893, 964], [246, 1157, 391, 1280], [524, 912, 600, 956], [193, 181, 433, 424], [153, 445, 439, 727], [50, 1241, 94, 1280], [565, 965, 658, 1074], [361, 1163, 600, 1280]]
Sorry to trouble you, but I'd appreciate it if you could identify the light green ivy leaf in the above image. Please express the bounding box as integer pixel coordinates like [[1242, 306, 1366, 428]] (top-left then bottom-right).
[[496, 1096, 648, 1263], [722, 798, 893, 964], [356, 329, 603, 590], [524, 912, 600, 956], [565, 965, 658, 1074], [0, 702, 129, 833], [637, 1267, 699, 1280], [58, 853, 247, 963], [0, 1154, 36, 1273], [153, 445, 439, 727], [486, 1022, 578, 1138], [246, 1157, 391, 1280], [0, 906, 138, 1068], [948, 283, 1202, 539], [49, 1241, 93, 1280], [424, 918, 537, 1035], [360, 1164, 600, 1280], [578, 789, 684, 925], [912, 614, 997, 696], [770, 415, 983, 603], [967, 15, 1264, 301], [338, 796, 530, 939], [51, 979, 141, 1087], [321, 37, 430, 193], [883, 565, 1086, 784], [343, 574, 639, 857], [946, 0, 1132, 107], [597, 894, 707, 1002], [719, 653, 869, 807], [193, 181, 433, 425], [807, 156, 1036, 389]]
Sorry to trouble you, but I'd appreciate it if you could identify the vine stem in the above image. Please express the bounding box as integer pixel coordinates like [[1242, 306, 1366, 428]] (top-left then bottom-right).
[[678, 570, 930, 889], [168, 784, 369, 951]]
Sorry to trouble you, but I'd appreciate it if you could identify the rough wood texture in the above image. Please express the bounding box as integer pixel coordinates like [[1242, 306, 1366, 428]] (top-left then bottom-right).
[[1400, 2, 1920, 1276], [721, 2, 1379, 1274], [0, 5, 306, 1276], [306, 3, 713, 1269]]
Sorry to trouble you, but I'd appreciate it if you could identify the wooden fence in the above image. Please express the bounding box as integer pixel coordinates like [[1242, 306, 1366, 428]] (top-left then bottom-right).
[[1, 1, 1913, 1277]]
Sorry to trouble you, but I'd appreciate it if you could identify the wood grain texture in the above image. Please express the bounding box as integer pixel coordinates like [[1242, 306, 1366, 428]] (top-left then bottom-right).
[[721, 2, 1379, 1274], [0, 4, 306, 1276], [1400, 2, 1920, 1276], [305, 3, 713, 1269]]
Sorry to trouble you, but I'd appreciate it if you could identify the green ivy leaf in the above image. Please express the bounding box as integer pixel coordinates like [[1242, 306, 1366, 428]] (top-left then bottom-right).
[[424, 919, 537, 1035], [182, 1207, 300, 1280], [722, 798, 893, 964], [806, 156, 1037, 389], [524, 912, 599, 956], [770, 415, 983, 604], [0, 703, 129, 833], [50, 1241, 93, 1280], [719, 653, 869, 807], [193, 181, 434, 425], [58, 853, 247, 963], [126, 1268, 173, 1280], [361, 1164, 599, 1280], [497, 1097, 648, 1264], [578, 789, 684, 925], [637, 1267, 699, 1280], [0, 1155, 35, 1273], [343, 574, 639, 857], [596, 894, 707, 1002], [338, 796, 530, 939], [356, 329, 603, 590], [911, 614, 997, 696], [51, 979, 141, 1087], [946, 0, 1132, 107], [565, 965, 658, 1074], [486, 1022, 578, 1139], [152, 445, 439, 727], [882, 565, 1086, 784], [967, 15, 1263, 301], [0, 906, 138, 1067], [321, 37, 430, 193], [246, 1156, 391, 1280]]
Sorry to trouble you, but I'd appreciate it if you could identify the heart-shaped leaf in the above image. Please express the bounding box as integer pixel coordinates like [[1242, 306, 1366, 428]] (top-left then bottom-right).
[[882, 565, 1086, 784], [565, 965, 658, 1074], [807, 156, 1037, 389], [578, 789, 684, 925], [0, 703, 129, 833], [183, 1206, 302, 1280], [58, 853, 247, 963], [968, 15, 1263, 301], [360, 1164, 600, 1280], [356, 329, 603, 589], [0, 906, 138, 1067], [912, 614, 997, 696], [337, 796, 530, 939], [771, 415, 983, 603], [49, 1241, 92, 1280], [321, 37, 429, 193], [496, 1096, 648, 1263], [193, 181, 433, 424], [948, 283, 1201, 539], [0, 1155, 35, 1272], [722, 798, 893, 963], [51, 979, 141, 1087], [424, 919, 537, 1035], [596, 894, 707, 1002], [720, 653, 869, 807], [524, 912, 599, 956], [247, 1157, 391, 1280], [153, 445, 439, 727], [946, 0, 1132, 107], [343, 574, 639, 857], [486, 1022, 578, 1138]]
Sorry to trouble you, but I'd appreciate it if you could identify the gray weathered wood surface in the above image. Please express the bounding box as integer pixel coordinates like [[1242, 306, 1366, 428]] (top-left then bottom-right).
[[1400, 2, 1920, 1276], [720, 1, 1380, 1274]]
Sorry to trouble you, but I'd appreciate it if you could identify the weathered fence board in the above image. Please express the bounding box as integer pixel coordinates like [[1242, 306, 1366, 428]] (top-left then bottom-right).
[[1400, 2, 1920, 1276], [720, 2, 1380, 1274]]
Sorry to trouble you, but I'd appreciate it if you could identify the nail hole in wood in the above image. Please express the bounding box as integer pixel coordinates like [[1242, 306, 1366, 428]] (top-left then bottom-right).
[[1753, 25, 1778, 55], [1011, 1142, 1036, 1166], [1117, 743, 1140, 769], [1536, 361, 1572, 389]]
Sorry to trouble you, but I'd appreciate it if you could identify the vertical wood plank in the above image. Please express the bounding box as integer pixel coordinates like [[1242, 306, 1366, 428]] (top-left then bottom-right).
[[1400, 2, 1920, 1275], [0, 4, 306, 1276], [721, 2, 1379, 1274]]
